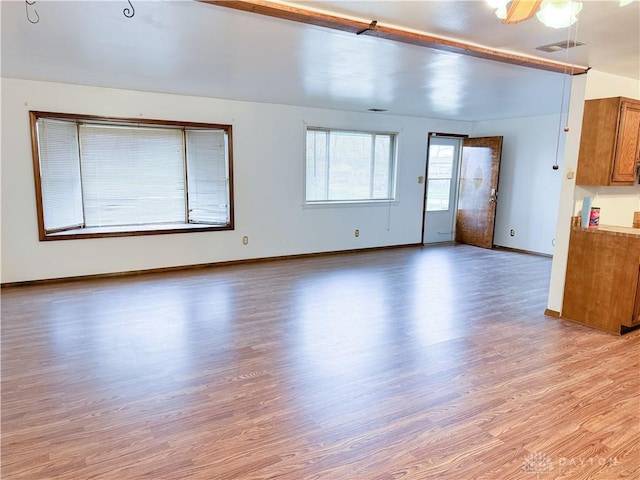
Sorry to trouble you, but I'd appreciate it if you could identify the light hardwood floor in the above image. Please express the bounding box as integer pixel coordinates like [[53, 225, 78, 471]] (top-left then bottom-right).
[[2, 245, 638, 479]]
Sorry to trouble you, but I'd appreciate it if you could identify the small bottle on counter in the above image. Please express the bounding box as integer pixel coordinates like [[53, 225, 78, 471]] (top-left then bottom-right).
[[589, 207, 600, 228]]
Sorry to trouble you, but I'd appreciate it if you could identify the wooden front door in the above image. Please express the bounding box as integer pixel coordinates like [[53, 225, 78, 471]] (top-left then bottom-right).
[[455, 136, 503, 249]]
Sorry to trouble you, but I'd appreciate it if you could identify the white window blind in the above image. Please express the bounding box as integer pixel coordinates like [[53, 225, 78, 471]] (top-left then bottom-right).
[[373, 134, 393, 199], [305, 128, 395, 203], [186, 130, 229, 224], [32, 112, 233, 239], [305, 129, 329, 202], [79, 125, 185, 227], [37, 119, 84, 232]]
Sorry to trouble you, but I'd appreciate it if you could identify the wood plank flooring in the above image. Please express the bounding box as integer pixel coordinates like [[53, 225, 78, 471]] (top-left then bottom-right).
[[2, 244, 639, 479]]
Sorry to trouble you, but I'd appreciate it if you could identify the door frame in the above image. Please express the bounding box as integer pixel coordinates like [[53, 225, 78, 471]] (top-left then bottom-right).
[[421, 132, 467, 244]]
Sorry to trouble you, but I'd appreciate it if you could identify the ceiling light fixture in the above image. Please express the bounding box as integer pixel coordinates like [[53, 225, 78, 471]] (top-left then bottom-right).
[[536, 0, 582, 29], [487, 0, 510, 19], [488, 0, 636, 28]]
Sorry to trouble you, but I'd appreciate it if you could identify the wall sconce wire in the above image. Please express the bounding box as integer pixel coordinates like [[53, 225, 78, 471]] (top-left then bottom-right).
[[553, 18, 580, 170], [26, 0, 136, 23], [25, 0, 39, 24], [123, 0, 135, 18]]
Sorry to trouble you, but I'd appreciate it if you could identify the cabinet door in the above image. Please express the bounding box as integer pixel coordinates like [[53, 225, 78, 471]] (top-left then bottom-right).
[[562, 230, 639, 333], [634, 266, 640, 325], [612, 101, 640, 183]]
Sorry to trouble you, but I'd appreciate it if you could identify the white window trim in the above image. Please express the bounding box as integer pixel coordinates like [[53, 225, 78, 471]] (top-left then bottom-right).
[[303, 125, 399, 206]]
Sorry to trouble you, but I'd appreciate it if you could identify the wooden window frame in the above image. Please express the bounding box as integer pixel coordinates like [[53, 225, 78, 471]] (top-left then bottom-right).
[[30, 111, 234, 241]]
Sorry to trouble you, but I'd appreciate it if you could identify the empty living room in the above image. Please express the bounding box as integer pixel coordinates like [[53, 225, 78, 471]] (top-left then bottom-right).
[[2, 0, 639, 478]]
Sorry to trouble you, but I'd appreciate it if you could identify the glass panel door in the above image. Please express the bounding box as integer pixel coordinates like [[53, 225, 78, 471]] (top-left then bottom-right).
[[424, 136, 461, 244]]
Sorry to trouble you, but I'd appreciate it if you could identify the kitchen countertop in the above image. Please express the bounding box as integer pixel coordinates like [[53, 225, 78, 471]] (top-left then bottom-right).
[[573, 224, 640, 238]]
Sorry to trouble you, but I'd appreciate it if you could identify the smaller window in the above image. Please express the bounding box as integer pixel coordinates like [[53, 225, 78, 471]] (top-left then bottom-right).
[[305, 128, 397, 203], [30, 112, 234, 240], [426, 144, 456, 212]]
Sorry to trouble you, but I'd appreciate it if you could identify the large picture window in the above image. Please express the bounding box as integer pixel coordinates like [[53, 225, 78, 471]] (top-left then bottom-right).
[[30, 112, 233, 240], [305, 128, 397, 203]]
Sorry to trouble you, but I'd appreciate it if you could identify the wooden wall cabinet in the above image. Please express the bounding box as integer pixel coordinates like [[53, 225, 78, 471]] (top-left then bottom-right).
[[562, 227, 640, 334], [576, 96, 640, 186]]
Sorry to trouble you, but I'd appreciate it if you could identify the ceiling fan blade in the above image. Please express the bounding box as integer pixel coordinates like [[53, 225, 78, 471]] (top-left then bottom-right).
[[502, 0, 542, 24]]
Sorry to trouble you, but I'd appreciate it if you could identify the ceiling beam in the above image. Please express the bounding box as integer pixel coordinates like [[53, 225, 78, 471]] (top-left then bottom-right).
[[197, 0, 589, 75]]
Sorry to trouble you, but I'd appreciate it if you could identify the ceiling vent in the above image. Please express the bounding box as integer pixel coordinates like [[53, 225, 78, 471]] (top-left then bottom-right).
[[536, 40, 585, 52]]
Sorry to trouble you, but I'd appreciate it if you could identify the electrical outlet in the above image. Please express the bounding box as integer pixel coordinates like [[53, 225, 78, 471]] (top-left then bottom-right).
[[355, 229, 360, 238], [510, 229, 515, 237], [242, 236, 249, 245]]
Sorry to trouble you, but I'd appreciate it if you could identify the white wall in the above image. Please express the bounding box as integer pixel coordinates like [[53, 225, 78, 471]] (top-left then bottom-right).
[[572, 70, 640, 228], [574, 186, 640, 226], [547, 71, 640, 313], [585, 71, 640, 100], [5, 74, 634, 286], [471, 114, 565, 255], [1, 78, 472, 283]]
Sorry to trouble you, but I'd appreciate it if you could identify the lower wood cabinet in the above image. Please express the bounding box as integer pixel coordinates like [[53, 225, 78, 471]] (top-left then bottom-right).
[[635, 266, 640, 324], [562, 227, 640, 334]]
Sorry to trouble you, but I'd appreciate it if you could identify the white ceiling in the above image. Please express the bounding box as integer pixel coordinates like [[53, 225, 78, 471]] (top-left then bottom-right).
[[1, 0, 639, 121]]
